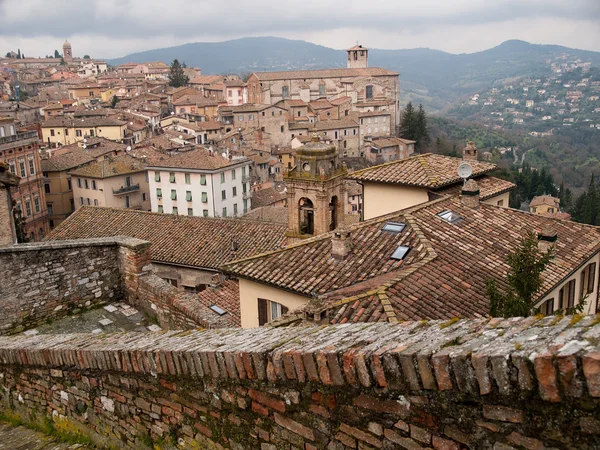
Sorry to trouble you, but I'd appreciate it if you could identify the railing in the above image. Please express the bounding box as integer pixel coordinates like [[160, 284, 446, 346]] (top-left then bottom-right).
[[112, 184, 140, 195], [124, 203, 143, 210], [242, 175, 251, 183], [243, 191, 252, 200], [0, 131, 39, 146]]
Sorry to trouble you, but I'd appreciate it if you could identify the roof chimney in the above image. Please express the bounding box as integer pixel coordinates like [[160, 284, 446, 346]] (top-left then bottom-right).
[[331, 229, 352, 261], [461, 179, 480, 208], [537, 225, 557, 253], [463, 141, 478, 161]]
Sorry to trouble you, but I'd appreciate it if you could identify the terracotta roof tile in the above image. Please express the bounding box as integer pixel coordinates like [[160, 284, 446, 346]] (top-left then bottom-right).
[[47, 207, 287, 271], [196, 279, 241, 327], [146, 149, 249, 171], [69, 154, 146, 178], [349, 153, 497, 188], [435, 175, 516, 200]]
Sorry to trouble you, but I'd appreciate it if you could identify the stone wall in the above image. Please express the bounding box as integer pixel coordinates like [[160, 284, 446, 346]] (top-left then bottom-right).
[[0, 316, 598, 449], [0, 183, 14, 247]]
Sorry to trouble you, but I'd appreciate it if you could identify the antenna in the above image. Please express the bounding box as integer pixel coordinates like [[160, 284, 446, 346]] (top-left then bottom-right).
[[457, 162, 473, 186]]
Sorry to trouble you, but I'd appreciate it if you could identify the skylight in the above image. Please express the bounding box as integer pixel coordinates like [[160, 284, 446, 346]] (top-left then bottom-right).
[[391, 245, 410, 261], [209, 305, 227, 315], [437, 210, 462, 224], [382, 222, 406, 233]]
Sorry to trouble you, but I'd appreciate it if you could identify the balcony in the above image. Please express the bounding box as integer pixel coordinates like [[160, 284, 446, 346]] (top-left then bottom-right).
[[242, 175, 251, 183], [243, 191, 252, 200], [0, 131, 39, 150], [125, 203, 143, 210], [112, 184, 140, 195]]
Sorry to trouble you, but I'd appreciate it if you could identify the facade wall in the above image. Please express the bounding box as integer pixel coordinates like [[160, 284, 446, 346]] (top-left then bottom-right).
[[359, 114, 391, 144], [44, 170, 74, 229], [363, 183, 429, 220], [483, 191, 511, 208], [152, 262, 217, 291], [72, 171, 150, 211], [0, 183, 15, 246], [42, 124, 126, 146], [239, 278, 309, 328], [0, 318, 598, 449], [148, 164, 251, 218]]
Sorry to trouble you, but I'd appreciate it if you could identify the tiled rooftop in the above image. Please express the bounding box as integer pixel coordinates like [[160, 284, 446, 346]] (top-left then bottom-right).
[[349, 153, 497, 188], [69, 154, 146, 178], [434, 175, 516, 200], [251, 67, 398, 81], [47, 207, 287, 271], [146, 149, 249, 171]]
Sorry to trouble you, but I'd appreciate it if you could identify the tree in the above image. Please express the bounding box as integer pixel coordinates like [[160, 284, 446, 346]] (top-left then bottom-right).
[[486, 230, 555, 318], [181, 61, 187, 68], [17, 49, 21, 59], [168, 59, 189, 88], [240, 71, 252, 82], [110, 95, 119, 108], [83, 55, 90, 59], [54, 49, 61, 58], [414, 104, 430, 150], [5, 52, 11, 58], [12, 203, 27, 243], [400, 101, 416, 140]]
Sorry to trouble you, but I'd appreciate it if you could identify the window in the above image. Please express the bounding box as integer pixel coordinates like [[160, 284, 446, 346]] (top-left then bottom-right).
[[65, 129, 69, 136], [203, 209, 209, 217], [70, 198, 75, 211], [186, 191, 192, 201], [232, 186, 237, 197], [220, 172, 225, 183], [437, 210, 462, 224], [67, 179, 72, 190], [8, 160, 16, 175], [185, 173, 191, 184], [243, 198, 248, 214], [391, 246, 410, 261], [231, 169, 236, 180], [581, 263, 597, 297], [258, 299, 289, 326], [76, 129, 82, 137], [155, 171, 161, 182], [319, 83, 326, 97], [24, 199, 32, 217], [84, 179, 89, 189], [169, 172, 175, 183], [366, 85, 373, 99], [50, 129, 55, 137], [18, 157, 26, 177], [222, 207, 227, 217], [497, 200, 504, 206], [383, 222, 406, 233], [200, 174, 206, 185], [201, 192, 208, 203], [157, 205, 164, 213], [242, 166, 246, 178], [171, 190, 177, 200], [242, 183, 247, 194], [172, 206, 178, 215], [44, 183, 51, 194], [47, 203, 54, 215], [187, 208, 193, 216], [238, 115, 244, 122], [79, 197, 84, 205], [92, 180, 97, 190], [28, 155, 35, 175], [142, 193, 147, 201], [228, 90, 232, 97], [233, 203, 238, 215], [89, 129, 95, 137], [156, 188, 162, 198], [558, 279, 576, 310], [33, 196, 40, 213], [282, 86, 289, 99], [87, 198, 91, 205], [222, 190, 226, 200], [249, 114, 254, 121]]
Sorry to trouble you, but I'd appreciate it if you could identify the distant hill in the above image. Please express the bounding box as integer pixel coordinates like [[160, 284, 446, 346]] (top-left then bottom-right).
[[107, 37, 600, 112]]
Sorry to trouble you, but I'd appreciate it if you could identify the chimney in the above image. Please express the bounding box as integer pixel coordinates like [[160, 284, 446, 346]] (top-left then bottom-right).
[[461, 179, 480, 208], [537, 225, 557, 253], [331, 229, 352, 261], [463, 141, 478, 161]]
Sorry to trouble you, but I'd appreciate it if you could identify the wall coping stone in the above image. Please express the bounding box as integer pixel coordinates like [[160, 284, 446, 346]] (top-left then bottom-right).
[[0, 316, 598, 401], [0, 236, 151, 253]]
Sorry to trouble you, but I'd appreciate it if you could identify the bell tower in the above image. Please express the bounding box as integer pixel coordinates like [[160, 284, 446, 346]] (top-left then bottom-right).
[[285, 135, 347, 244], [347, 44, 368, 69], [63, 40, 73, 61]]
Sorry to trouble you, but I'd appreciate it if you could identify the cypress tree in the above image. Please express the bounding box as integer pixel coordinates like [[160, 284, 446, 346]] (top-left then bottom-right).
[[168, 59, 189, 88]]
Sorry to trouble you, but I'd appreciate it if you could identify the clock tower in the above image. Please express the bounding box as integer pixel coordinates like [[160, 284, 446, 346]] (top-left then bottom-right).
[[285, 134, 347, 243]]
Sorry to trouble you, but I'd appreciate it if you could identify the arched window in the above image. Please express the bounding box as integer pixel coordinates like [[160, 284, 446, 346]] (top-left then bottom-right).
[[299, 198, 314, 235], [366, 85, 373, 99]]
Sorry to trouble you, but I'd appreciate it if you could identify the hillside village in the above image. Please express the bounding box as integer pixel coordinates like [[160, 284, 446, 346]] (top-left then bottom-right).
[[0, 38, 599, 450]]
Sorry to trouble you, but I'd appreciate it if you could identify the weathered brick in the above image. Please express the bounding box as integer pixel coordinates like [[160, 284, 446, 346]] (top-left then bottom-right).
[[248, 389, 286, 413], [580, 417, 600, 434], [482, 405, 524, 423], [506, 432, 544, 450], [582, 352, 600, 397], [274, 413, 315, 442], [533, 353, 561, 402], [410, 424, 431, 444], [339, 423, 382, 449], [432, 436, 461, 450], [353, 394, 409, 417], [384, 428, 422, 450]]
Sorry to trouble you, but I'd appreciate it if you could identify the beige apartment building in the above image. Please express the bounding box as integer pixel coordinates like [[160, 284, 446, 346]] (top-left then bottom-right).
[[70, 155, 150, 211], [41, 116, 127, 147]]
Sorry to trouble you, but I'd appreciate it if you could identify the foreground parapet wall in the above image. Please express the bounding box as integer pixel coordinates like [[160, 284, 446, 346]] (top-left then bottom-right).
[[0, 316, 598, 449]]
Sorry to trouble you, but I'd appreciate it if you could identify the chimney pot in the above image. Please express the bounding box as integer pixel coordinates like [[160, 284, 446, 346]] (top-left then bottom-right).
[[463, 141, 478, 161], [538, 225, 557, 253], [460, 179, 480, 208], [331, 229, 352, 261]]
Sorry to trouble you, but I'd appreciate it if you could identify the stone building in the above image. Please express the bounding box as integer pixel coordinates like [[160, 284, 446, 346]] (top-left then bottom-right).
[[246, 45, 401, 131], [0, 164, 19, 245], [62, 40, 73, 61], [284, 135, 347, 243], [0, 116, 49, 241]]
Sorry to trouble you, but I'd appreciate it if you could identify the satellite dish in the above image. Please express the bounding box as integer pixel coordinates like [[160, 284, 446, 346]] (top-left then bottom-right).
[[457, 162, 473, 181], [83, 138, 87, 143], [82, 144, 87, 149], [126, 146, 131, 151]]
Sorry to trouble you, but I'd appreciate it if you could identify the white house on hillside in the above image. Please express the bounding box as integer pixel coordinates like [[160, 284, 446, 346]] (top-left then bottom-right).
[[147, 150, 252, 218]]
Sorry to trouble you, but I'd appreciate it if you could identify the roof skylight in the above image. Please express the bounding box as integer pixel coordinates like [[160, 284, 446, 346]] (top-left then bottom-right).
[[209, 305, 227, 315], [391, 245, 410, 261], [382, 222, 406, 233], [437, 210, 462, 224]]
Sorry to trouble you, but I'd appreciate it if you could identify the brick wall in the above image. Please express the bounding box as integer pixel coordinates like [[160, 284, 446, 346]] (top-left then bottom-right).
[[0, 316, 598, 449]]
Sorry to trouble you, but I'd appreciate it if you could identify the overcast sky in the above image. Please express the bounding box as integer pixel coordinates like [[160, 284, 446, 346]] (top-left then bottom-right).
[[1, 0, 599, 59]]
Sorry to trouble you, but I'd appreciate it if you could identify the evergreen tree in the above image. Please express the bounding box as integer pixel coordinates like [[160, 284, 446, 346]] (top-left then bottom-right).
[[5, 52, 11, 58], [17, 49, 21, 59], [168, 59, 189, 88], [111, 95, 119, 108], [400, 102, 416, 140], [12, 203, 27, 243], [486, 230, 555, 318], [414, 104, 430, 150], [54, 49, 61, 58]]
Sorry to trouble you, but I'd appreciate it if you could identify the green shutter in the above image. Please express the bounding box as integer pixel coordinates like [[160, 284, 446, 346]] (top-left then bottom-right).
[[156, 188, 162, 198], [154, 171, 161, 182], [202, 192, 208, 203], [169, 172, 175, 183], [200, 175, 206, 185], [185, 173, 191, 184], [186, 191, 192, 201], [171, 190, 177, 200]]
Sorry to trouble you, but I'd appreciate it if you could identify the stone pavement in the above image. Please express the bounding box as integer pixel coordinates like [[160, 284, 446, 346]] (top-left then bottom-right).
[[0, 421, 93, 449], [24, 303, 160, 335]]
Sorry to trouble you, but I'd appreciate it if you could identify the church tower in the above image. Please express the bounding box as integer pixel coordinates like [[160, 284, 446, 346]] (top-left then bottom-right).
[[63, 40, 73, 61], [347, 44, 368, 69], [285, 135, 347, 244]]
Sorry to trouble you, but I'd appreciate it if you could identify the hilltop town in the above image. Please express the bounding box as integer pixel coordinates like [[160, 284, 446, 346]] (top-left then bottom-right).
[[0, 39, 599, 450]]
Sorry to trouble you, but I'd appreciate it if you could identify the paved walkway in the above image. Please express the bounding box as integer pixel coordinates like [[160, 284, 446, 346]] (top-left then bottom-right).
[[0, 422, 93, 449]]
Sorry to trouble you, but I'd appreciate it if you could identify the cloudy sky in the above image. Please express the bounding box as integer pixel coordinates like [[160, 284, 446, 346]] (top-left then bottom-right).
[[1, 0, 599, 59]]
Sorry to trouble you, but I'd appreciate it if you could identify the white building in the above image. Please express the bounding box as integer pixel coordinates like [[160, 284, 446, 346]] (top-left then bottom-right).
[[147, 149, 252, 218]]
